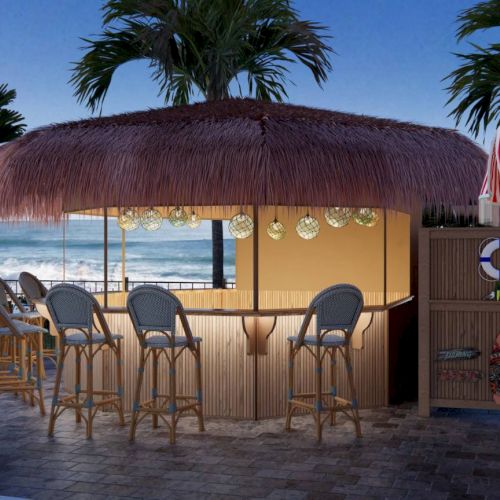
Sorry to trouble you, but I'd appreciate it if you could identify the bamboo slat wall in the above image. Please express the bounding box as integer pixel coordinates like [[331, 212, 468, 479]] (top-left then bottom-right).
[[62, 290, 389, 418], [419, 228, 500, 416], [102, 289, 408, 309]]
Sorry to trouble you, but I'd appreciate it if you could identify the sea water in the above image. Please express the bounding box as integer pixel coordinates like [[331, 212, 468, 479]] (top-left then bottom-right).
[[0, 219, 235, 284]]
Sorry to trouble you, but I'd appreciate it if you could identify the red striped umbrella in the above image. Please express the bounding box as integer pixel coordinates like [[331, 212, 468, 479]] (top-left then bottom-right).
[[480, 129, 500, 204]]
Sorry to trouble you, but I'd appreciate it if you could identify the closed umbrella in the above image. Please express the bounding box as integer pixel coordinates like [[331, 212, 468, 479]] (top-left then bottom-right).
[[479, 128, 500, 225]]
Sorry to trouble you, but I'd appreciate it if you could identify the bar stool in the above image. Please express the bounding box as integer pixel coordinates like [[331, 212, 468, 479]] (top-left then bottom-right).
[[1, 278, 47, 367], [127, 285, 204, 444], [285, 284, 364, 442], [0, 304, 46, 415], [45, 284, 125, 438], [18, 272, 59, 368]]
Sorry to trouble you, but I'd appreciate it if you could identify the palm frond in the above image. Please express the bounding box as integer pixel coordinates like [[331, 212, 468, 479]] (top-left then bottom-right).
[[0, 83, 17, 108], [70, 22, 154, 113], [71, 0, 334, 109], [445, 43, 500, 137], [456, 0, 500, 40], [0, 84, 26, 143]]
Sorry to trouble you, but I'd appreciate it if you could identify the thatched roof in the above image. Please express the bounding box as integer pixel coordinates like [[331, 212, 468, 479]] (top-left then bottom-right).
[[0, 98, 486, 220]]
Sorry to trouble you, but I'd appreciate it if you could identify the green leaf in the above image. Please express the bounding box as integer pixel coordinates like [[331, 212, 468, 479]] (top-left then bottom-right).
[[0, 83, 26, 143]]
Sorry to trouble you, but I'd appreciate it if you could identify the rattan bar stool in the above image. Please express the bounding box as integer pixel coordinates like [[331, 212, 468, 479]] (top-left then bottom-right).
[[127, 285, 204, 444], [285, 284, 364, 442], [0, 304, 46, 415], [18, 272, 59, 368], [1, 278, 47, 371], [45, 284, 125, 438]]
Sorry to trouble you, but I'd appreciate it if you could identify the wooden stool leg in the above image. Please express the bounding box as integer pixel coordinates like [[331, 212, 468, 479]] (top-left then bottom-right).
[[129, 348, 146, 441], [344, 343, 362, 438], [26, 335, 35, 407], [168, 346, 177, 445], [35, 332, 45, 416], [37, 318, 46, 379], [12, 339, 18, 397], [194, 343, 204, 432], [75, 346, 82, 423], [115, 340, 125, 426], [330, 347, 337, 426], [85, 344, 94, 439], [152, 349, 159, 428], [285, 341, 294, 431], [54, 335, 61, 368], [48, 343, 65, 437], [315, 344, 323, 443]]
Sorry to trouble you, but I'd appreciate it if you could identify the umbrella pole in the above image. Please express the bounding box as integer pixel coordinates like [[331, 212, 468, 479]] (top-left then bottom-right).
[[383, 208, 387, 307], [253, 205, 259, 420], [253, 205, 259, 312], [104, 208, 108, 308], [121, 228, 126, 295]]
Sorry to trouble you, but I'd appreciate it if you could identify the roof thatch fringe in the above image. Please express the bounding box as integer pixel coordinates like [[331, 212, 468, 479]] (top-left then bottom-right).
[[0, 99, 487, 221]]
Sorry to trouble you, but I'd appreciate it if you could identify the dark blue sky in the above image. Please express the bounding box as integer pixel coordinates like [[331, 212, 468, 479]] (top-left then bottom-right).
[[1, 0, 497, 145]]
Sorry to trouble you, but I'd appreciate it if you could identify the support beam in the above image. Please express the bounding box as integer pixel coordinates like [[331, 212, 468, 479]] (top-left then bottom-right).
[[253, 205, 259, 312], [253, 204, 259, 421], [121, 228, 126, 294], [104, 208, 108, 308], [383, 208, 387, 307]]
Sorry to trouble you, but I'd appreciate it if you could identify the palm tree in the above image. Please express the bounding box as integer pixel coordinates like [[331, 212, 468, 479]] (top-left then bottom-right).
[[71, 0, 333, 288], [445, 0, 500, 138], [0, 84, 26, 143]]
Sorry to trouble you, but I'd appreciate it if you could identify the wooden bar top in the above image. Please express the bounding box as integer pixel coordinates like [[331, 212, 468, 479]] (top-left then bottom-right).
[[102, 296, 413, 316]]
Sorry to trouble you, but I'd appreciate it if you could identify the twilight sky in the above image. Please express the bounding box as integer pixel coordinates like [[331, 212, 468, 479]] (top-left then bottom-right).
[[1, 0, 497, 146]]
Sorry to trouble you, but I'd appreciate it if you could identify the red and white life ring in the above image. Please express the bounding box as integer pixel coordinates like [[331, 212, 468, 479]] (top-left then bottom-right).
[[480, 238, 500, 280]]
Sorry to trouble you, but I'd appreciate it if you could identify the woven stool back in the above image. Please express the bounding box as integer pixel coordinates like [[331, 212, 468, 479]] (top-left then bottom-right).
[[45, 284, 114, 343], [295, 284, 364, 346], [127, 285, 194, 346], [19, 272, 48, 304], [0, 278, 26, 312]]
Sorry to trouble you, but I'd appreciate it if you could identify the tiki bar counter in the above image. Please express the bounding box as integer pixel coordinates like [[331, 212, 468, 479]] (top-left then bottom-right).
[[0, 99, 486, 419]]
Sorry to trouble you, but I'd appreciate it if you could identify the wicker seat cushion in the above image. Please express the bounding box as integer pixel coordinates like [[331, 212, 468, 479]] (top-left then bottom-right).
[[64, 332, 123, 345], [10, 310, 42, 321], [0, 319, 47, 336], [145, 335, 201, 348], [287, 334, 346, 346]]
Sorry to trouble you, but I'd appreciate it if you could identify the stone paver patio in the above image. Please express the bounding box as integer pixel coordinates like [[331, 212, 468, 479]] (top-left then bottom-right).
[[1, 368, 500, 499]]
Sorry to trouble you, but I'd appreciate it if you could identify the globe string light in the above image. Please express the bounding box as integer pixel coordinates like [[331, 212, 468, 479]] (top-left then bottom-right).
[[267, 219, 286, 240], [229, 212, 254, 239], [168, 207, 188, 227], [117, 208, 140, 231], [187, 211, 202, 229], [141, 207, 162, 231], [325, 207, 352, 228], [353, 208, 379, 227], [296, 214, 320, 240]]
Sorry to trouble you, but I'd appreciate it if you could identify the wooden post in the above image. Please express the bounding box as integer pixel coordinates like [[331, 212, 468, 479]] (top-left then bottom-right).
[[418, 228, 430, 416], [383, 209, 388, 405], [253, 205, 259, 312], [104, 208, 108, 308], [383, 209, 387, 307], [62, 214, 67, 282], [121, 228, 126, 295], [253, 205, 259, 420]]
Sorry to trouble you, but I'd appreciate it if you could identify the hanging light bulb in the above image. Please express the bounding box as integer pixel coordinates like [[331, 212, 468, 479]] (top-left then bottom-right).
[[229, 212, 254, 239], [296, 214, 320, 240], [353, 208, 379, 227], [187, 211, 202, 229], [324, 207, 352, 228], [168, 207, 188, 227], [117, 208, 140, 231], [141, 208, 162, 231], [267, 219, 286, 240]]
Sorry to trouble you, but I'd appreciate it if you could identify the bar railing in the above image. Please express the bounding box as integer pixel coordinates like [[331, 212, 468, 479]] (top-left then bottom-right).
[[5, 279, 236, 297]]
